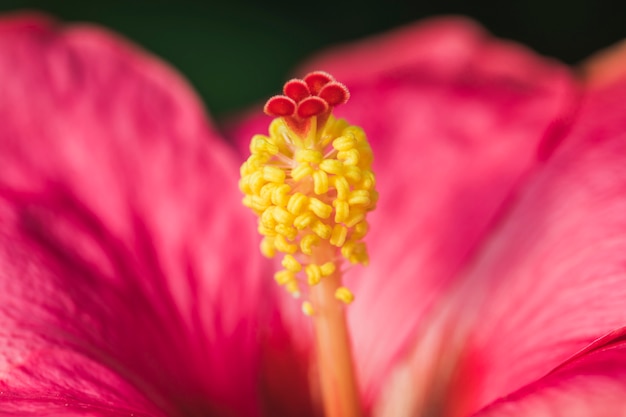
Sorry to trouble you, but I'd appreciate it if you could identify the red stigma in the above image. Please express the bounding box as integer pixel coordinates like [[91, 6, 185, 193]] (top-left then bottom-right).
[[264, 71, 349, 118], [303, 71, 333, 94], [284, 79, 310, 102]]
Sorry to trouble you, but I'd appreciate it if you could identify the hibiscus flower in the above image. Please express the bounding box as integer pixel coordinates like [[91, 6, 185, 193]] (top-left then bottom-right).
[[2, 11, 626, 417]]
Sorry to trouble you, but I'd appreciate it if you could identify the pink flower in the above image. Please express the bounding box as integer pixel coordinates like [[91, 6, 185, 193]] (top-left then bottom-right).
[[2, 11, 626, 417]]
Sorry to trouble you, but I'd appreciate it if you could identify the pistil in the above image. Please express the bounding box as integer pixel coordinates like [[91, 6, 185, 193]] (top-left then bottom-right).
[[239, 71, 377, 417]]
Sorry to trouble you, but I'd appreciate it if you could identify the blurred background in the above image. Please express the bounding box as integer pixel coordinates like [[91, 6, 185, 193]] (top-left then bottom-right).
[[1, 0, 624, 119]]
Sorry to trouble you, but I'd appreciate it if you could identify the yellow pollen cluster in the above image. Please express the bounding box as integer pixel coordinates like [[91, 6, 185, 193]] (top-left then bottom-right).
[[239, 71, 377, 315], [240, 114, 378, 311]]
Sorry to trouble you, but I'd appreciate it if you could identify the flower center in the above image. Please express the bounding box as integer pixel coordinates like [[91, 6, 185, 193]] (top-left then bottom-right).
[[240, 71, 374, 417], [239, 71, 378, 315]]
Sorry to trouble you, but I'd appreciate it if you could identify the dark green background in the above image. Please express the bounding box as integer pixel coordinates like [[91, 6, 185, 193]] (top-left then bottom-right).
[[1, 0, 624, 119]]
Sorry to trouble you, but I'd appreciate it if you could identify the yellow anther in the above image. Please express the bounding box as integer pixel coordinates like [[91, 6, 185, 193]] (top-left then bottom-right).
[[246, 154, 271, 172], [291, 162, 314, 181], [275, 234, 297, 254], [258, 224, 276, 237], [341, 241, 368, 265], [260, 237, 276, 258], [282, 254, 302, 272], [253, 190, 269, 207], [240, 162, 251, 178], [272, 206, 295, 225], [259, 214, 277, 229], [275, 224, 298, 241], [271, 183, 291, 207], [261, 208, 277, 228], [355, 140, 370, 153], [306, 264, 323, 285], [309, 198, 333, 219], [335, 287, 355, 304], [267, 119, 292, 154], [332, 135, 357, 152], [249, 195, 270, 212], [262, 166, 285, 183], [344, 165, 362, 183], [330, 224, 348, 247], [352, 221, 369, 240], [238, 177, 251, 194], [268, 117, 284, 137], [287, 192, 308, 215], [250, 135, 279, 155], [345, 210, 365, 228], [313, 170, 329, 195], [242, 195, 253, 208], [333, 200, 350, 223], [341, 241, 356, 260], [274, 270, 294, 285], [302, 301, 315, 316], [300, 234, 319, 255], [312, 221, 332, 240], [360, 170, 376, 190], [348, 190, 372, 207], [320, 262, 336, 276], [337, 149, 360, 166], [295, 149, 323, 164], [243, 196, 259, 213], [259, 183, 276, 201], [332, 176, 350, 200], [263, 142, 280, 156], [294, 212, 316, 230], [324, 115, 349, 139], [319, 159, 344, 175], [248, 170, 265, 195], [343, 126, 366, 142], [249, 134, 264, 152]]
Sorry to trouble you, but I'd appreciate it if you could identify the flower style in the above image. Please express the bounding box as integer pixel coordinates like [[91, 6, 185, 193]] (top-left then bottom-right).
[[2, 11, 626, 417]]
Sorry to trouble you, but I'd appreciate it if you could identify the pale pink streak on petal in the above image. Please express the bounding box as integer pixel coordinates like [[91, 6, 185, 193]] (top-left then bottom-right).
[[0, 14, 268, 416], [373, 303, 477, 417], [229, 18, 579, 409], [455, 66, 626, 412], [0, 344, 167, 416], [473, 329, 626, 417]]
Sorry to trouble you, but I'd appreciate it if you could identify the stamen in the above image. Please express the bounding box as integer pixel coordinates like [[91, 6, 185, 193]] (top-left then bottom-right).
[[240, 71, 377, 417], [240, 72, 377, 306]]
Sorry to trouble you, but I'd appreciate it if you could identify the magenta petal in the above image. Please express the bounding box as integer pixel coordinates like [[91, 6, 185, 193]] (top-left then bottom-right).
[[455, 67, 626, 410], [473, 329, 626, 416], [228, 18, 579, 409], [312, 19, 578, 406], [227, 19, 578, 406], [0, 347, 168, 416], [0, 14, 267, 416]]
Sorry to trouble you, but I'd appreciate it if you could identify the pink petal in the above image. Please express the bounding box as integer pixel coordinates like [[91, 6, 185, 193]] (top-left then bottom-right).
[[0, 14, 269, 416], [229, 17, 579, 409], [473, 328, 626, 416], [452, 52, 626, 412], [0, 346, 168, 416], [310, 18, 578, 407]]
